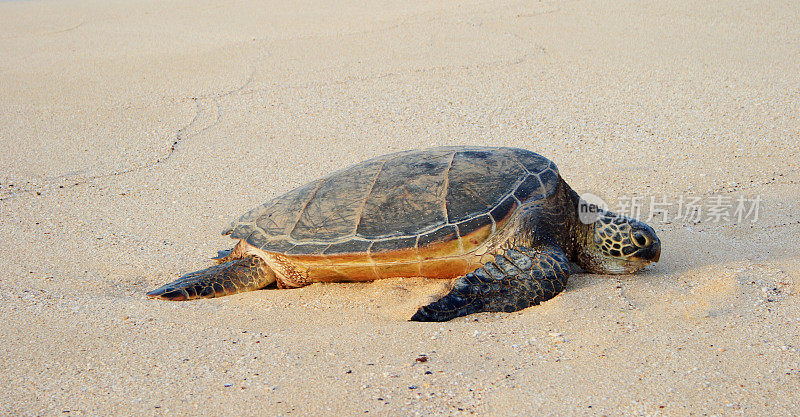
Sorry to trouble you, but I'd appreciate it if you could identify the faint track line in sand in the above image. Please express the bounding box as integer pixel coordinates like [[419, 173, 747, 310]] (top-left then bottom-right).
[[1, 0, 543, 203], [1, 2, 545, 202], [0, 65, 256, 202], [0, 98, 211, 201], [0, 21, 86, 40]]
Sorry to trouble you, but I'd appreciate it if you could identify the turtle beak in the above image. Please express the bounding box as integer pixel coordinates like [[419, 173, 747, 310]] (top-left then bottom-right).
[[635, 238, 661, 263]]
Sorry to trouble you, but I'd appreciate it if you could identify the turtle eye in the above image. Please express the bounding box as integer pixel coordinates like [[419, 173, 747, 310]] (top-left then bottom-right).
[[632, 230, 649, 247]]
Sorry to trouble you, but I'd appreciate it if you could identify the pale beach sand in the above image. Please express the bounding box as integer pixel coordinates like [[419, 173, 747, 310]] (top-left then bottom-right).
[[1, 0, 799, 415]]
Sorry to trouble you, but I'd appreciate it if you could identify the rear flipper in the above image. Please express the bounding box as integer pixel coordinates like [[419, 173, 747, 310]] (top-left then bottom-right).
[[410, 245, 571, 322], [147, 256, 276, 301]]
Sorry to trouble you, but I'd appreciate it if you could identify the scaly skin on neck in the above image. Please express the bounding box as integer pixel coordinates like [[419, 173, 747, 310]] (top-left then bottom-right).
[[562, 182, 596, 261], [513, 178, 592, 260]]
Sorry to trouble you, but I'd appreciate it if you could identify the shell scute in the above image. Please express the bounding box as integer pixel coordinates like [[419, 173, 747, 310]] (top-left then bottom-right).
[[323, 240, 372, 255], [490, 196, 517, 224], [445, 149, 527, 223], [291, 159, 385, 241], [456, 214, 493, 238], [355, 150, 453, 238], [370, 236, 418, 254], [258, 239, 295, 253], [514, 174, 545, 201], [537, 164, 559, 192], [418, 225, 458, 247], [287, 243, 329, 255], [255, 179, 321, 236], [507, 148, 552, 173]]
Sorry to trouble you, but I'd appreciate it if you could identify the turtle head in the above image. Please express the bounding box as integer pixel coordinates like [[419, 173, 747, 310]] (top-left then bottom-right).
[[577, 211, 661, 274]]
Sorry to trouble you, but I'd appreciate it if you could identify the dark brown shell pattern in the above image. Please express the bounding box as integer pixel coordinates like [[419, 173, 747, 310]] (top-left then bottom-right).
[[223, 147, 559, 258]]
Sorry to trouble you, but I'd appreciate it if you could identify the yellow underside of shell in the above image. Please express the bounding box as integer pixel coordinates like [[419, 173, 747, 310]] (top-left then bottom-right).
[[237, 206, 518, 288]]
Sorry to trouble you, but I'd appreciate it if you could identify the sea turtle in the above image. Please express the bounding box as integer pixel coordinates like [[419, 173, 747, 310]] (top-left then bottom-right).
[[148, 147, 661, 321]]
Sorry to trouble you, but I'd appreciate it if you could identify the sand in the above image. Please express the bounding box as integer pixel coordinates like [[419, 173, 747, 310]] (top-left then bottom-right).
[[1, 0, 798, 415]]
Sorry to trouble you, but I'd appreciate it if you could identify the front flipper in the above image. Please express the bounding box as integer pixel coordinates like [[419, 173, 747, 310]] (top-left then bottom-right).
[[147, 256, 276, 301], [410, 246, 571, 322]]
